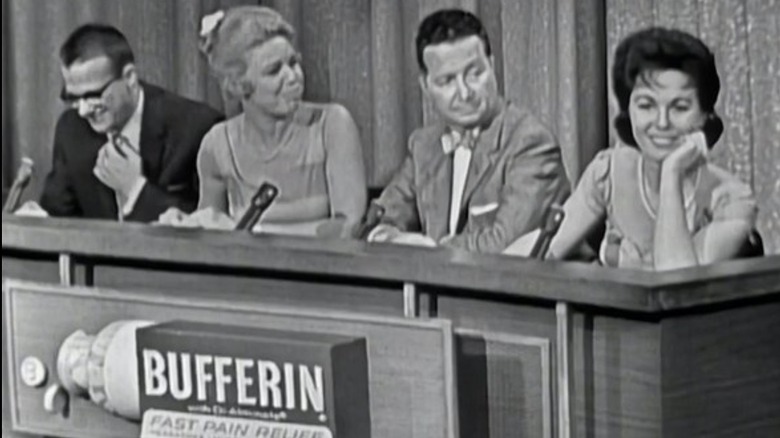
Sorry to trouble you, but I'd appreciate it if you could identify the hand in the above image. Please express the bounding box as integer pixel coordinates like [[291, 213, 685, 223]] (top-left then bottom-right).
[[188, 208, 235, 230], [367, 224, 402, 243], [156, 207, 191, 227], [157, 207, 235, 230], [390, 232, 438, 247], [438, 234, 456, 246], [93, 140, 143, 199], [662, 131, 708, 178]]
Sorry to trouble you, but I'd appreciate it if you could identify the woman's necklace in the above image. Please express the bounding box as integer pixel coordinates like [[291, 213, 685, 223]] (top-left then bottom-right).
[[638, 155, 701, 220]]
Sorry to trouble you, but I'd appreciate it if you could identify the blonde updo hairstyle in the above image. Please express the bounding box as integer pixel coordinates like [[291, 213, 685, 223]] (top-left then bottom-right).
[[199, 6, 296, 99]]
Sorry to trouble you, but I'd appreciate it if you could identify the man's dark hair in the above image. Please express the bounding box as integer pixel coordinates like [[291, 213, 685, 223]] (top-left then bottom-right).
[[612, 27, 723, 148], [59, 24, 135, 76], [415, 9, 491, 73]]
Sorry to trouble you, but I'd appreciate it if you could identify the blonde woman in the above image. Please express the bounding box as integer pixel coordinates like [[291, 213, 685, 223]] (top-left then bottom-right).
[[161, 7, 366, 236]]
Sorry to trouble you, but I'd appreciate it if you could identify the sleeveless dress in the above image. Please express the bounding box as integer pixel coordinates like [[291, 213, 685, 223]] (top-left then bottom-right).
[[572, 146, 757, 269], [197, 102, 334, 221]]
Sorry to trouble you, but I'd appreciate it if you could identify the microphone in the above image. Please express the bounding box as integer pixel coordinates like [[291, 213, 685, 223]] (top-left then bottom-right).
[[529, 185, 568, 260], [234, 182, 279, 231], [3, 157, 34, 213], [353, 201, 385, 239], [529, 204, 565, 260]]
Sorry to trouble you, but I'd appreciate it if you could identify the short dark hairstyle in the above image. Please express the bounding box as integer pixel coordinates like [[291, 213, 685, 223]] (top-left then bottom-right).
[[59, 24, 135, 76], [612, 27, 723, 148], [415, 9, 492, 73]]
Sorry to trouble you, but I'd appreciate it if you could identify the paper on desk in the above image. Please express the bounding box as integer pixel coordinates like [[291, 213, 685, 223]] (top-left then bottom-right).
[[501, 228, 541, 257], [392, 232, 437, 247], [14, 201, 49, 218]]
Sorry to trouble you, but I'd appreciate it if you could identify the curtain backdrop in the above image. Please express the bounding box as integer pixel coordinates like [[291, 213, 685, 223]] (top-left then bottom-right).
[[3, 0, 604, 195], [263, 0, 606, 189], [3, 0, 776, 251]]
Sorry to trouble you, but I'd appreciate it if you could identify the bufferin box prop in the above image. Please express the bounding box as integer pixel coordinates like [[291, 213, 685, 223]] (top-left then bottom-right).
[[136, 321, 370, 438], [4, 280, 457, 438]]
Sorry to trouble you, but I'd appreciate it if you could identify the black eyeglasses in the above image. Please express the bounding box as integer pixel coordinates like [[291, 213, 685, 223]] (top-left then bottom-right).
[[60, 76, 120, 108]]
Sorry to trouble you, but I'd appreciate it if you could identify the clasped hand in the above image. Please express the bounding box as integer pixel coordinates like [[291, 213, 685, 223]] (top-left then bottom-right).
[[662, 131, 708, 178], [368, 224, 438, 247], [93, 139, 142, 199], [157, 207, 235, 230]]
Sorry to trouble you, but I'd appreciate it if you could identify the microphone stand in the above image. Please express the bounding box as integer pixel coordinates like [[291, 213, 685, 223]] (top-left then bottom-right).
[[3, 157, 34, 213], [529, 185, 568, 260], [353, 201, 386, 240]]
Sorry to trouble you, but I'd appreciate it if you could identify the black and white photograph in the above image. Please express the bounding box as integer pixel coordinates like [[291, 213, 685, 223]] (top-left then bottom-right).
[[2, 0, 779, 437]]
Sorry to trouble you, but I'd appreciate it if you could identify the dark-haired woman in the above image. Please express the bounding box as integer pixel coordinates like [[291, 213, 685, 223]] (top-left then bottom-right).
[[548, 27, 757, 270]]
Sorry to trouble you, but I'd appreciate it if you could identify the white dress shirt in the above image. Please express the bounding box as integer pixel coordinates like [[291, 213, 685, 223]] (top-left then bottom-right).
[[109, 89, 146, 218], [441, 127, 480, 236]]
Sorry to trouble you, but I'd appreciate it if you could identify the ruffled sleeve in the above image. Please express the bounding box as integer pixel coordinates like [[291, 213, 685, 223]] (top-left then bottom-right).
[[572, 148, 613, 216], [710, 179, 757, 226]]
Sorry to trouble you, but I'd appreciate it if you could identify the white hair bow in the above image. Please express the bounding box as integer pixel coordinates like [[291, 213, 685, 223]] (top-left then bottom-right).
[[200, 10, 225, 37]]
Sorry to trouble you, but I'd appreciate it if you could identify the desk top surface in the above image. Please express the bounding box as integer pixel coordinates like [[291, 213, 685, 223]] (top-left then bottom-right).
[[3, 215, 778, 313]]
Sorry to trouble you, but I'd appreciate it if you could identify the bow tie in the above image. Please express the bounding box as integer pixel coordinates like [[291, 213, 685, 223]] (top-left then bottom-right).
[[441, 127, 481, 154]]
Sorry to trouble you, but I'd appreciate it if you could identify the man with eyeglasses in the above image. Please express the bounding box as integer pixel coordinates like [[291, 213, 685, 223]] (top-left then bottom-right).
[[35, 24, 222, 222]]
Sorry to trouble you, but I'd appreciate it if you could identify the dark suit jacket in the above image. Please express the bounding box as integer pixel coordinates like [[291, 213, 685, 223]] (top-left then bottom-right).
[[376, 102, 570, 253], [40, 83, 223, 222]]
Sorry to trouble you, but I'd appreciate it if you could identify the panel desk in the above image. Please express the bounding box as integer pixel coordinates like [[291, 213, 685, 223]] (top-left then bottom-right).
[[3, 216, 779, 437]]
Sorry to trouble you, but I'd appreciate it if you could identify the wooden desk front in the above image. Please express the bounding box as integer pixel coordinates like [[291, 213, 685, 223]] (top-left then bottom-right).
[[3, 216, 779, 437]]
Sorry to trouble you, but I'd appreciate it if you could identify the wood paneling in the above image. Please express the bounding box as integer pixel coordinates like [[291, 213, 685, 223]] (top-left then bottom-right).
[[455, 330, 552, 438], [6, 216, 780, 312], [661, 299, 780, 437], [435, 294, 662, 438], [4, 218, 780, 437], [2, 257, 60, 285], [586, 316, 661, 438], [433, 296, 556, 438], [0, 217, 660, 312], [5, 281, 457, 438], [91, 265, 405, 317]]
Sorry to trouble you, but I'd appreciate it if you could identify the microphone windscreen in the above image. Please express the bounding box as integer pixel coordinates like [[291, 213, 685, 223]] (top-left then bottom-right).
[[234, 182, 279, 231], [4, 157, 35, 213]]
